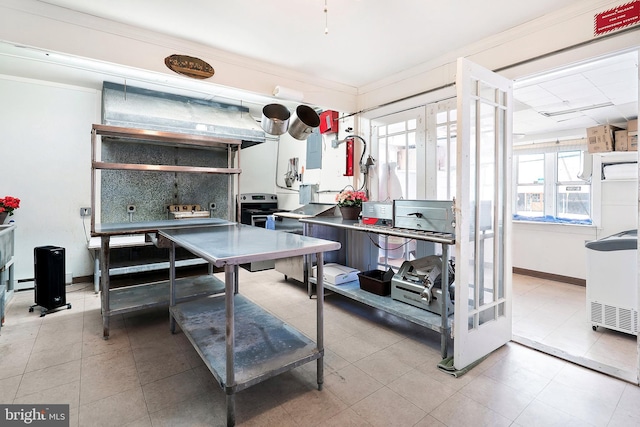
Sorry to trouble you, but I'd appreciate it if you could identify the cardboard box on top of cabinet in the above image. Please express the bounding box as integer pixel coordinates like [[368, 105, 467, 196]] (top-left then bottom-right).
[[614, 130, 629, 151], [587, 124, 621, 153], [613, 119, 638, 151], [627, 119, 637, 151], [628, 130, 638, 151]]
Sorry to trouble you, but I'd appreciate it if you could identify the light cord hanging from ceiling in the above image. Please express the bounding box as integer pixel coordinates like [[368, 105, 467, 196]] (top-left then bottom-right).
[[324, 0, 328, 34]]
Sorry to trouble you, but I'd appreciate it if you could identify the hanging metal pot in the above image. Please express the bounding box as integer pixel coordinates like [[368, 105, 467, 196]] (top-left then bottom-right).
[[288, 105, 320, 140], [261, 103, 290, 135]]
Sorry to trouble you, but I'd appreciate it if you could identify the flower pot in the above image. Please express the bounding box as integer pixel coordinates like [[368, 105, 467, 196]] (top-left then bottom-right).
[[0, 212, 8, 224], [339, 206, 361, 221]]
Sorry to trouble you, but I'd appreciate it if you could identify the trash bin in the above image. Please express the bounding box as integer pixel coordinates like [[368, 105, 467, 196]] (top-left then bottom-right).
[[585, 230, 637, 335]]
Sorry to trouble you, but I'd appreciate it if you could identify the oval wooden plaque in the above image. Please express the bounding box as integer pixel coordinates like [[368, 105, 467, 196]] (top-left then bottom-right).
[[164, 54, 215, 79]]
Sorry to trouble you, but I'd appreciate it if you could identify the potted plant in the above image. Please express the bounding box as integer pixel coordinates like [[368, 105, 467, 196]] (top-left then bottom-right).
[[0, 196, 20, 223], [335, 189, 367, 220]]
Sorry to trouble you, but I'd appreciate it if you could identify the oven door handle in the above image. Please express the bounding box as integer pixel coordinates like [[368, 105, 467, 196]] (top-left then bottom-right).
[[251, 215, 269, 227]]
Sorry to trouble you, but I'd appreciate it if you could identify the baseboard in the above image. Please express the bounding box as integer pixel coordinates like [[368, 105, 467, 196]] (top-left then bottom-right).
[[512, 267, 585, 287]]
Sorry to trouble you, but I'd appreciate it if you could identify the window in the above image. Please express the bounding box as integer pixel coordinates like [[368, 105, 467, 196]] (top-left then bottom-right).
[[377, 119, 417, 200], [514, 149, 591, 223], [516, 154, 544, 217], [556, 151, 590, 220], [435, 106, 457, 200]]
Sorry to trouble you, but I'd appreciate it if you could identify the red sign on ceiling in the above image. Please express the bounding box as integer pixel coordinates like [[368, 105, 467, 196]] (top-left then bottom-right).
[[594, 0, 640, 35]]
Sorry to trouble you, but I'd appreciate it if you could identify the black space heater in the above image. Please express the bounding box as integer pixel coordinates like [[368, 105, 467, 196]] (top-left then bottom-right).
[[29, 246, 71, 317]]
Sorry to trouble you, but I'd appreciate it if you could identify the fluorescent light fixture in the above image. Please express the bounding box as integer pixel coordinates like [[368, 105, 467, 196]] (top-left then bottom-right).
[[540, 102, 613, 117]]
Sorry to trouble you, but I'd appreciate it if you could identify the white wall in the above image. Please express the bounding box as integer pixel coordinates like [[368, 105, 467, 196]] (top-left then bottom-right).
[[0, 0, 637, 282], [0, 75, 100, 281], [513, 152, 638, 280], [240, 116, 362, 211]]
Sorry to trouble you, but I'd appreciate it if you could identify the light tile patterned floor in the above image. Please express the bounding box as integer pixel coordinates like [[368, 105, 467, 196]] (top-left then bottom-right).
[[0, 270, 638, 426], [512, 274, 638, 378]]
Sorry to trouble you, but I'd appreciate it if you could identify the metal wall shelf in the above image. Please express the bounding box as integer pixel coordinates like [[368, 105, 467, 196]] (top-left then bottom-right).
[[90, 123, 242, 339]]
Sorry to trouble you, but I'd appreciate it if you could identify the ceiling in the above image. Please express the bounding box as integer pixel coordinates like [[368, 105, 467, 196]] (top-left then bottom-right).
[[0, 0, 638, 141], [33, 0, 592, 88]]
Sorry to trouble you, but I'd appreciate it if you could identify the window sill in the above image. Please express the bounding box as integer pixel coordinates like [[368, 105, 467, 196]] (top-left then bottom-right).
[[512, 215, 593, 227]]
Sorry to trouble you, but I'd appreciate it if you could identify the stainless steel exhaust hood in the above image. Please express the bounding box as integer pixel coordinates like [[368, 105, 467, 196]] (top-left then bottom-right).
[[102, 82, 265, 148]]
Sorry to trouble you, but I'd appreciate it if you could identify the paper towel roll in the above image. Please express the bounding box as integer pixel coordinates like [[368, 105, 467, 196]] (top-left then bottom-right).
[[273, 86, 304, 102]]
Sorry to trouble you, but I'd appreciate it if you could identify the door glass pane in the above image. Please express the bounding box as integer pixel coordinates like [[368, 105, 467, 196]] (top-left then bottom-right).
[[478, 99, 496, 309], [468, 92, 478, 313], [496, 98, 506, 301], [479, 306, 496, 325]]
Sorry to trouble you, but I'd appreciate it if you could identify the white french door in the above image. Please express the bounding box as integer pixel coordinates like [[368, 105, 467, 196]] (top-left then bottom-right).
[[454, 57, 513, 369]]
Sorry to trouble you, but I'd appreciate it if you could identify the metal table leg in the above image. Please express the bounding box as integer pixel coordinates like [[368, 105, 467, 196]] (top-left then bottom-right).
[[225, 264, 236, 426], [440, 243, 450, 359], [316, 252, 324, 390], [100, 235, 111, 339], [169, 242, 177, 334], [93, 250, 100, 293], [304, 223, 313, 298]]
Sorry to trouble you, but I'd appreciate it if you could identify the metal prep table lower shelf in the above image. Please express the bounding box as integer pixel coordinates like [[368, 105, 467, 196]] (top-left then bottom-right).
[[108, 274, 225, 315], [313, 278, 453, 333], [300, 216, 455, 359], [94, 218, 233, 338], [89, 234, 210, 293], [170, 293, 322, 393]]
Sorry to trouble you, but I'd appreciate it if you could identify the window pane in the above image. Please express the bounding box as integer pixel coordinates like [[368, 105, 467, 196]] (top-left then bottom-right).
[[518, 154, 544, 184], [388, 122, 405, 134], [556, 184, 590, 220], [516, 154, 544, 217], [557, 151, 582, 182]]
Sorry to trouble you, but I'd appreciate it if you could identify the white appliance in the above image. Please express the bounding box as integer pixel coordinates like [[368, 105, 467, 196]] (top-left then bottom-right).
[[312, 263, 359, 285], [585, 230, 638, 335]]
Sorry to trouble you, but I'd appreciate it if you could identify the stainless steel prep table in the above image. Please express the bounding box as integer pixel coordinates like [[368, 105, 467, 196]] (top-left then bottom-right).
[[158, 223, 341, 427], [299, 216, 455, 359], [94, 218, 231, 338]]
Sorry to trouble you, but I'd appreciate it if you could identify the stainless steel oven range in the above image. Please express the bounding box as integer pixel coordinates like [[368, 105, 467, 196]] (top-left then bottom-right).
[[238, 193, 281, 271]]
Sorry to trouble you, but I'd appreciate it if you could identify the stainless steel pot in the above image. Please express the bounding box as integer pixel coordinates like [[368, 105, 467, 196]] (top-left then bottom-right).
[[261, 103, 290, 135], [288, 105, 320, 140]]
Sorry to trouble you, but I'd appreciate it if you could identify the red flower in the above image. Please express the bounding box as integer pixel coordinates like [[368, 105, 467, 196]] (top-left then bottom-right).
[[335, 190, 368, 207], [0, 196, 20, 216]]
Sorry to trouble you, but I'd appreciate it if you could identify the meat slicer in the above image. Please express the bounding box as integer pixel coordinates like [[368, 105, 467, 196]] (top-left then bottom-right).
[[391, 255, 455, 315]]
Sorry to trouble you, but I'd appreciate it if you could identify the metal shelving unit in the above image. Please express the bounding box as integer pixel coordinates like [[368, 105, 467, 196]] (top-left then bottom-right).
[[90, 124, 242, 338], [300, 216, 455, 359]]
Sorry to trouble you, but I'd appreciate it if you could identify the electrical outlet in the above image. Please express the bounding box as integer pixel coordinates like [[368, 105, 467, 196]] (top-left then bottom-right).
[[127, 204, 136, 213], [80, 207, 91, 217]]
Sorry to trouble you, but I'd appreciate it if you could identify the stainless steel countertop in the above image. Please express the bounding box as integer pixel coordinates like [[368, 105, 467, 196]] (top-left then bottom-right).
[[92, 218, 231, 236], [158, 223, 341, 267], [299, 216, 456, 244]]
